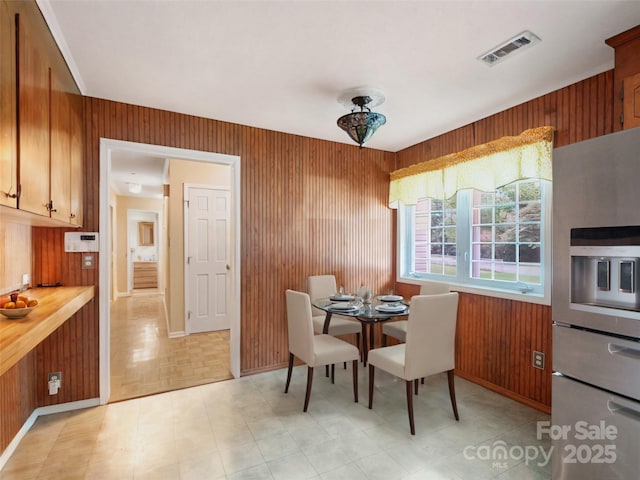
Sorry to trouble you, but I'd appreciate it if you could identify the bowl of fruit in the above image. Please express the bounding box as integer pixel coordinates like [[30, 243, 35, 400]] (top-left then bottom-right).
[[0, 293, 39, 319]]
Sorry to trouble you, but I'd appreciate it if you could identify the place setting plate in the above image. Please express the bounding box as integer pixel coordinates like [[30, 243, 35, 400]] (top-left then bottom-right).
[[329, 294, 355, 302], [328, 302, 359, 311], [378, 294, 404, 303], [375, 303, 407, 313]]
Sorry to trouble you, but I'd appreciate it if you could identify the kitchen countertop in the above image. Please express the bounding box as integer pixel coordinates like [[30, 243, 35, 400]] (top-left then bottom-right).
[[0, 286, 95, 376]]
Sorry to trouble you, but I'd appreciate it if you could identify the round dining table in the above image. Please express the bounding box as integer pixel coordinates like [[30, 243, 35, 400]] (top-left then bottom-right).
[[312, 297, 410, 365]]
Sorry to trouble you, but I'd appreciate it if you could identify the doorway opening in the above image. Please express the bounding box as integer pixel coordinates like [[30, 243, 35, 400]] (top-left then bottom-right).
[[99, 139, 241, 404]]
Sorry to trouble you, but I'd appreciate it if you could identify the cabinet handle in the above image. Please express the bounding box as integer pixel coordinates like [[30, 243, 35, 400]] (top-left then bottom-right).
[[70, 213, 76, 218], [608, 343, 640, 360], [5, 184, 21, 199], [46, 200, 57, 213]]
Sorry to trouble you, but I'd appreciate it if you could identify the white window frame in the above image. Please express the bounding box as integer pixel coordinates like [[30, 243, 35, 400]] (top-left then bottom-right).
[[397, 180, 552, 306]]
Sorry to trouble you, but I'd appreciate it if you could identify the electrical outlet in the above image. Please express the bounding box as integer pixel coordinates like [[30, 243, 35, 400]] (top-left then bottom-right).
[[82, 254, 95, 269], [533, 351, 545, 370], [48, 372, 61, 395]]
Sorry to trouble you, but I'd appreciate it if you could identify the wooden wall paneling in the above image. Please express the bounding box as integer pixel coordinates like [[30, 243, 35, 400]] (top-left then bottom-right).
[[0, 352, 36, 454]]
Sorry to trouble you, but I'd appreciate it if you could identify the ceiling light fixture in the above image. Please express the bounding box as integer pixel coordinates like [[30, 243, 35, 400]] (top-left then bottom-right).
[[127, 182, 142, 194], [478, 30, 541, 66], [337, 95, 386, 148]]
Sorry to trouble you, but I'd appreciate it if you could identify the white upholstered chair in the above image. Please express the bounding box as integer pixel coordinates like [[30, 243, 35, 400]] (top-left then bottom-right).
[[382, 281, 450, 346], [368, 292, 460, 434], [284, 290, 360, 412], [308, 275, 361, 339]]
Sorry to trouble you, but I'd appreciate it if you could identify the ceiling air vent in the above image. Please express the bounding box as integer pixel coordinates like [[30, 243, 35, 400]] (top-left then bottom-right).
[[478, 31, 541, 66]]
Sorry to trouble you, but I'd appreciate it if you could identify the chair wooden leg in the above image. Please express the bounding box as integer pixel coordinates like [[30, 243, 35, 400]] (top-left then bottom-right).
[[356, 333, 362, 361], [421, 377, 425, 384], [414, 378, 419, 395], [368, 364, 375, 409], [331, 363, 335, 384], [325, 365, 329, 377], [343, 362, 347, 370], [284, 352, 294, 393], [303, 366, 314, 412], [382, 333, 388, 347], [352, 360, 358, 403], [447, 370, 460, 421], [406, 380, 415, 435]]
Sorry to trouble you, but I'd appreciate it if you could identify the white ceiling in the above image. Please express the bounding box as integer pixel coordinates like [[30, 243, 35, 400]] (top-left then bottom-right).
[[38, 0, 640, 194]]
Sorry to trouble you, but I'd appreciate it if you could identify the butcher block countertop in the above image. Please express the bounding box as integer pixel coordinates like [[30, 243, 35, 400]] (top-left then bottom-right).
[[0, 286, 95, 376]]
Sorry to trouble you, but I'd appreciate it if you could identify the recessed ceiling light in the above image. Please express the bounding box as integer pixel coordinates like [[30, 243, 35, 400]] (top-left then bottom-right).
[[478, 31, 541, 66]]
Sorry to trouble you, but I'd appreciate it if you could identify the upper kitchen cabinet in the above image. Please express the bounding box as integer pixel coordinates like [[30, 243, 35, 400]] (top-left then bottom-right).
[[606, 25, 640, 131], [50, 60, 83, 225], [16, 1, 51, 217], [7, 0, 83, 226], [0, 1, 17, 208]]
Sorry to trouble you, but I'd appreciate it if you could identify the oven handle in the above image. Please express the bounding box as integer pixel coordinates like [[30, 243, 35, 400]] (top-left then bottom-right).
[[607, 343, 640, 360], [608, 399, 640, 422]]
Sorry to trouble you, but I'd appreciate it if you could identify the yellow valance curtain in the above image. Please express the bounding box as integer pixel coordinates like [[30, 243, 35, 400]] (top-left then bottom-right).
[[389, 126, 554, 207]]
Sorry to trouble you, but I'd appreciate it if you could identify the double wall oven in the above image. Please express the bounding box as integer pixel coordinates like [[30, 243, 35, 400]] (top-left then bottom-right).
[[552, 127, 640, 479]]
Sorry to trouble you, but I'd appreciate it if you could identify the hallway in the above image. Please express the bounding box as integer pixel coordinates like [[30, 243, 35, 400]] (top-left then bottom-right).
[[110, 293, 232, 402]]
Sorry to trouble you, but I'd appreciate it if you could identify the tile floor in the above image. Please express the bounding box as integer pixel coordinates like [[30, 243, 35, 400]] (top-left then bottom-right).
[[1, 363, 551, 480], [110, 292, 232, 402]]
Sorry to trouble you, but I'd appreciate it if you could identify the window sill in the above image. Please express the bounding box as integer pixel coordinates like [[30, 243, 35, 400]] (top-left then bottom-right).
[[397, 276, 551, 306]]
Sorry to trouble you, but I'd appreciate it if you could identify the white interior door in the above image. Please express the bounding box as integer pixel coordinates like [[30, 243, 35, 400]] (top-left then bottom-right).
[[186, 186, 230, 333]]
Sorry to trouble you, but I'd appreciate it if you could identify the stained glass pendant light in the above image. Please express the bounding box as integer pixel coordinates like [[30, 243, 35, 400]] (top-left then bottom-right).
[[337, 95, 386, 148]]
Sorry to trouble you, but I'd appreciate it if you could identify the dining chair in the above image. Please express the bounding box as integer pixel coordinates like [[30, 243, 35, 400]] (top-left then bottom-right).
[[368, 292, 460, 435], [284, 289, 360, 412], [308, 275, 361, 370], [382, 281, 450, 346]]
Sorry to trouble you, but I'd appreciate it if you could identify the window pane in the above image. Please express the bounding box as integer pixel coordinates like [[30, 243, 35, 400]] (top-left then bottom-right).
[[495, 244, 516, 262], [496, 184, 516, 204], [473, 225, 493, 241], [520, 264, 541, 284], [432, 199, 443, 210], [519, 224, 540, 242], [480, 208, 493, 224], [444, 227, 456, 243], [519, 181, 541, 201], [431, 244, 443, 255], [471, 260, 493, 279], [495, 224, 516, 242], [495, 265, 517, 282], [495, 205, 515, 223], [519, 244, 540, 263], [479, 244, 492, 259], [519, 201, 541, 222], [431, 228, 443, 242], [444, 209, 457, 225], [431, 212, 443, 227], [444, 196, 457, 209]]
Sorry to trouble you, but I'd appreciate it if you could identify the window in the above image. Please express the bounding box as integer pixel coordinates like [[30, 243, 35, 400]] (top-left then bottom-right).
[[399, 178, 551, 298]]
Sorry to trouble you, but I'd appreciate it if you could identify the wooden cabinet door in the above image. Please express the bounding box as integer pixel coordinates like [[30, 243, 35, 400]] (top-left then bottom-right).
[[16, 9, 50, 217], [49, 67, 71, 223], [623, 72, 640, 130], [69, 92, 83, 226], [0, 0, 17, 207]]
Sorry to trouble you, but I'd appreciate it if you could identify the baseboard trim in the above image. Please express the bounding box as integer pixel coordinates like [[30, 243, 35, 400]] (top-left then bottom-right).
[[168, 330, 185, 338], [0, 398, 100, 471], [454, 370, 551, 414]]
